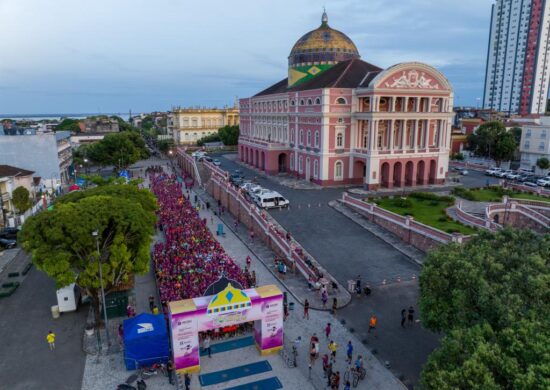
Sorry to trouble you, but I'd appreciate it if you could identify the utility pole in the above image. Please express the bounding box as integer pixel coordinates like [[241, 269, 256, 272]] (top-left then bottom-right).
[[92, 230, 111, 348]]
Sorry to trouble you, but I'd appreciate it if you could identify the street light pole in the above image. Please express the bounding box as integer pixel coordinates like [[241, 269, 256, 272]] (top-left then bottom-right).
[[92, 230, 111, 347]]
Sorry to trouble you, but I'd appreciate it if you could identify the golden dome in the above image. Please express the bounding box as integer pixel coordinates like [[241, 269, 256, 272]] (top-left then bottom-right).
[[288, 11, 359, 67]]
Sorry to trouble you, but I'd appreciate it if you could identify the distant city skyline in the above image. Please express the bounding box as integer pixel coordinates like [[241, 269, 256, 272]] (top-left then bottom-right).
[[0, 0, 493, 114]]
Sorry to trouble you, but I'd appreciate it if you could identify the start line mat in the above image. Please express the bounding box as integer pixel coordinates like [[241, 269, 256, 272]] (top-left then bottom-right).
[[225, 376, 283, 390], [199, 360, 272, 386]]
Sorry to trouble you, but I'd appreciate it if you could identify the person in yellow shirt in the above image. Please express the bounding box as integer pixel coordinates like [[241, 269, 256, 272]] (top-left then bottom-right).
[[152, 305, 159, 315], [328, 340, 338, 362], [46, 330, 56, 350]]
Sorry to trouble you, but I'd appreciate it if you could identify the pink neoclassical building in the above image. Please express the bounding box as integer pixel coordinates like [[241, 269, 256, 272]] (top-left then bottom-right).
[[238, 12, 454, 189]]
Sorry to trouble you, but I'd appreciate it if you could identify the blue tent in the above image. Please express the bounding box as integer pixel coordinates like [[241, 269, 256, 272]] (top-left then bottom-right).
[[123, 313, 170, 370]]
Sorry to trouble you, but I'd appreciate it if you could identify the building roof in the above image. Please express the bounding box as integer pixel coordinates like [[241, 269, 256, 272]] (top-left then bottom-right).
[[0, 165, 35, 178], [254, 58, 382, 97], [289, 12, 359, 65]]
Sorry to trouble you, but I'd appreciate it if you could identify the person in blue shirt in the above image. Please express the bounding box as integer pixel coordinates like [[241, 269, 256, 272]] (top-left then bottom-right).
[[346, 340, 353, 364], [355, 355, 364, 371]]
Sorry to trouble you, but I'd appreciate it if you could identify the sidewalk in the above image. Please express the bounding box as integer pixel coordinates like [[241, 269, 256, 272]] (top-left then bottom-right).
[[190, 186, 406, 390]]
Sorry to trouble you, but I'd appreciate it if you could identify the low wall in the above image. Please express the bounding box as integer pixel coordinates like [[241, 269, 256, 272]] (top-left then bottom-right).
[[486, 200, 549, 233], [505, 183, 550, 197], [341, 193, 466, 252]]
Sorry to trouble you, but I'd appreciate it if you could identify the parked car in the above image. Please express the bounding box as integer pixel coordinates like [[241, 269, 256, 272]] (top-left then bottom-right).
[[524, 181, 538, 188], [485, 167, 498, 176], [536, 177, 550, 187], [0, 228, 19, 240], [230, 172, 244, 186], [506, 172, 521, 180], [496, 169, 513, 178], [457, 168, 469, 176], [203, 156, 213, 162], [0, 238, 17, 249], [254, 191, 290, 209], [213, 159, 221, 166]]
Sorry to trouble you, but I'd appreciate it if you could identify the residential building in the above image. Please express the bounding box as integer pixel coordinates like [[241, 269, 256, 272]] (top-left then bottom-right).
[[0, 131, 73, 189], [168, 107, 239, 145], [520, 116, 550, 173], [483, 0, 550, 115], [80, 117, 119, 133], [238, 12, 454, 189], [0, 165, 35, 227]]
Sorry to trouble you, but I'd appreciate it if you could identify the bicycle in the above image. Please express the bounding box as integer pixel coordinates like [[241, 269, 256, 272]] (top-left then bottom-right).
[[279, 345, 297, 368], [344, 365, 366, 387]]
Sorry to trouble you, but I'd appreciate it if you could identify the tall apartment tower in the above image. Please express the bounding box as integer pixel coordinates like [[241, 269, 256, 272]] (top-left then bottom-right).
[[483, 0, 550, 115]]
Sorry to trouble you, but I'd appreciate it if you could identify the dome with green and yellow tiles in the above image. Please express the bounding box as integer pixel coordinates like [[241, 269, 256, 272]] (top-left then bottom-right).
[[288, 11, 360, 87]]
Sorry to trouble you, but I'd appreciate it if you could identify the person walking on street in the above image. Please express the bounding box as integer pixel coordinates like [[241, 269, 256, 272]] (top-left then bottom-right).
[[326, 363, 334, 387], [246, 255, 251, 270], [344, 380, 351, 390], [331, 371, 340, 390], [401, 308, 407, 328], [325, 322, 331, 339], [167, 359, 175, 385], [148, 295, 155, 312], [303, 299, 310, 320], [46, 330, 56, 350], [368, 315, 377, 334], [322, 354, 330, 378], [321, 289, 328, 308], [118, 324, 124, 346], [203, 334, 212, 358], [346, 340, 353, 364], [328, 340, 338, 362], [355, 275, 361, 297], [408, 306, 415, 326], [184, 373, 191, 390]]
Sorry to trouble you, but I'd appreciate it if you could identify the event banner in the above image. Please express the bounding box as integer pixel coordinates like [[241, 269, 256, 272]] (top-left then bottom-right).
[[169, 284, 283, 373]]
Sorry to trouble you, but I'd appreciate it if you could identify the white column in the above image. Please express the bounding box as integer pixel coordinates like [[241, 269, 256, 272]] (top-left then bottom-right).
[[389, 119, 395, 152], [404, 97, 409, 112], [413, 120, 419, 152], [400, 120, 406, 150], [391, 97, 396, 112]]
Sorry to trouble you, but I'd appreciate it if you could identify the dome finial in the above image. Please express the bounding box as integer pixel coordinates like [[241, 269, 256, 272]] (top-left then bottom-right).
[[321, 7, 328, 26]]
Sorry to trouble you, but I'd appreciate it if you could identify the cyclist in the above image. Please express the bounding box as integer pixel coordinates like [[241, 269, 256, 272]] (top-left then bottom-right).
[[355, 355, 364, 372]]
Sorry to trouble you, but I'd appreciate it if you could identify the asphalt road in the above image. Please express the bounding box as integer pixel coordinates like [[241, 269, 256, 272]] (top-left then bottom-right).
[[209, 153, 437, 387], [0, 257, 88, 390]]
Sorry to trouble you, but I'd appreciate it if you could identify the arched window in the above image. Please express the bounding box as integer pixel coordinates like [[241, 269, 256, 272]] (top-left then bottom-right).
[[290, 99, 296, 106], [314, 160, 319, 178], [363, 132, 369, 148], [300, 129, 304, 144], [334, 161, 343, 180], [290, 156, 294, 169], [300, 99, 305, 106], [336, 132, 343, 147], [315, 131, 320, 147], [336, 97, 347, 104], [298, 156, 303, 173], [307, 98, 313, 105], [315, 97, 321, 105], [338, 117, 344, 123], [307, 130, 311, 145]]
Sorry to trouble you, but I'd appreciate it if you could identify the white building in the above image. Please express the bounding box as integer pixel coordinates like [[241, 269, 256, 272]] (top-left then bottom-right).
[[520, 116, 550, 174], [483, 0, 550, 115], [0, 131, 73, 189]]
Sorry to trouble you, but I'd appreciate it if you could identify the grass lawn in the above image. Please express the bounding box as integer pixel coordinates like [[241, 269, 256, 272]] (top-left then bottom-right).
[[374, 196, 477, 235], [462, 187, 550, 203]]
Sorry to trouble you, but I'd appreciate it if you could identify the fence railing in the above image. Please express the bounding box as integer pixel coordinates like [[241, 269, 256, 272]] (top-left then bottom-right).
[[341, 193, 459, 244]]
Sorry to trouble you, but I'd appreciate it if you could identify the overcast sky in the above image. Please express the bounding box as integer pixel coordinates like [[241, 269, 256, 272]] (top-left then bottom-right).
[[0, 0, 493, 115]]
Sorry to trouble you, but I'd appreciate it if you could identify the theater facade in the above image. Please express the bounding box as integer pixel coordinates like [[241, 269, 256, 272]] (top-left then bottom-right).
[[238, 12, 454, 189]]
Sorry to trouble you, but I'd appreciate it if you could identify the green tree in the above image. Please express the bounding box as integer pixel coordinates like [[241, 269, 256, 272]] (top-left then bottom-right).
[[86, 131, 149, 169], [197, 133, 221, 146], [157, 139, 174, 153], [57, 118, 81, 133], [467, 121, 517, 166], [536, 157, 550, 171], [218, 125, 240, 145], [19, 185, 156, 326], [419, 229, 550, 389], [12, 186, 31, 214]]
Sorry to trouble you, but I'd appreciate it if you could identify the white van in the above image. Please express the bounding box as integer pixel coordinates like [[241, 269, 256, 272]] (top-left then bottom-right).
[[254, 191, 290, 209]]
